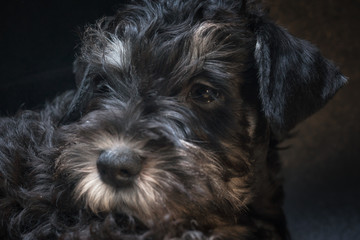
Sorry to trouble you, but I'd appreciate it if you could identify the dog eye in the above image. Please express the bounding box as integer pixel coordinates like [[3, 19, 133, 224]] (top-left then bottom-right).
[[189, 84, 222, 104]]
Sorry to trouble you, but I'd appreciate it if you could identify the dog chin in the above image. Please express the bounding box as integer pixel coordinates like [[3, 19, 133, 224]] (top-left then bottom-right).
[[74, 170, 165, 219]]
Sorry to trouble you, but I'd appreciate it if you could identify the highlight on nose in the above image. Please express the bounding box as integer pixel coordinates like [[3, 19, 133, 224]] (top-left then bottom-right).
[[97, 147, 143, 188]]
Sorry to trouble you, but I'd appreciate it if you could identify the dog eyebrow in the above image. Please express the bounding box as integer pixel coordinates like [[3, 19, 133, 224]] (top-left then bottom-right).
[[80, 24, 132, 71], [103, 37, 129, 69]]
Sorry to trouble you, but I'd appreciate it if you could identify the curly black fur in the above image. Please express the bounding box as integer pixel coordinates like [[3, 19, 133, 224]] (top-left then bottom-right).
[[0, 0, 346, 239]]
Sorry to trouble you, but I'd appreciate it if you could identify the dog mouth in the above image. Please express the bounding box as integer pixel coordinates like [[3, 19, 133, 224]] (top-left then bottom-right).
[[56, 119, 245, 226], [57, 137, 194, 220]]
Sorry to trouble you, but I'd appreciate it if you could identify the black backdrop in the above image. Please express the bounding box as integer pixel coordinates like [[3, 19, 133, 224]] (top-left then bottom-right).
[[0, 0, 124, 114], [1, 1, 359, 239]]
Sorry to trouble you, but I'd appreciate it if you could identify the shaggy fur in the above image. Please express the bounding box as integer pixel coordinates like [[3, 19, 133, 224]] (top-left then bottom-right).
[[0, 0, 346, 239]]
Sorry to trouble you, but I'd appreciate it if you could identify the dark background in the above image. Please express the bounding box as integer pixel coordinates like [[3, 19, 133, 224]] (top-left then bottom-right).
[[267, 1, 360, 239], [1, 1, 359, 239]]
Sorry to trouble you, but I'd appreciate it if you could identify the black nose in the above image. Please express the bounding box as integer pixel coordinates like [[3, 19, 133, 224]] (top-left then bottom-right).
[[97, 148, 142, 188]]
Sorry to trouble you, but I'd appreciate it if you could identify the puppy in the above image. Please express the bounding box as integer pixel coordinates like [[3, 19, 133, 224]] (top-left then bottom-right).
[[0, 0, 346, 239]]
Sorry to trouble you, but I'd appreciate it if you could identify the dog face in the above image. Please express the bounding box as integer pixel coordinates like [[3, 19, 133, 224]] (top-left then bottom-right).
[[56, 0, 346, 233]]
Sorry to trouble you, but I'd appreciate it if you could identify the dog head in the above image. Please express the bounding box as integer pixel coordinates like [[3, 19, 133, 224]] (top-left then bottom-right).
[[56, 0, 346, 232]]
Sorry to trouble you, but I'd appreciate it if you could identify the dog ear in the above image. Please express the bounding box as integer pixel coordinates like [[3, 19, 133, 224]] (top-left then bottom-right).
[[60, 60, 95, 124], [253, 18, 347, 135]]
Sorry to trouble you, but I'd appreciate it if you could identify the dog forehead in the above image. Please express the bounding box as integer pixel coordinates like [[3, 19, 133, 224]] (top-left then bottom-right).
[[78, 0, 250, 95], [107, 33, 243, 99], [107, 24, 246, 82], [102, 22, 233, 69]]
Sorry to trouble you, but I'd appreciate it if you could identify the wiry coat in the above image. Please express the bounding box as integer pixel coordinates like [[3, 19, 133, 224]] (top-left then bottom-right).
[[0, 0, 346, 239]]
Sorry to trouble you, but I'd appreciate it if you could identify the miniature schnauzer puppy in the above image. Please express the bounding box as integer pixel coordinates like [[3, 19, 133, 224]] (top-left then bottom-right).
[[0, 0, 346, 239]]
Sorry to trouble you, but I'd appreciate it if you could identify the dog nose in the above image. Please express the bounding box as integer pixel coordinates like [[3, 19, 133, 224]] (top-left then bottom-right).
[[97, 148, 142, 188]]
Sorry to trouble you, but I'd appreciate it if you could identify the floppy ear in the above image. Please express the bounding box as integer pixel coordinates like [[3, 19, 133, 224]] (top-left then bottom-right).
[[253, 18, 347, 135], [60, 60, 95, 124]]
